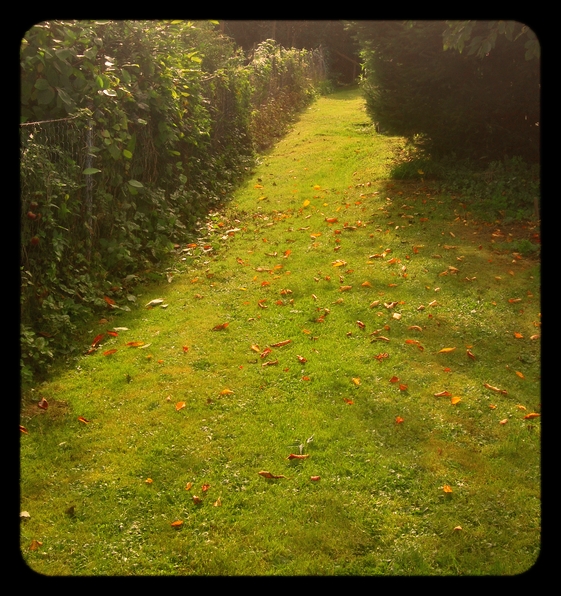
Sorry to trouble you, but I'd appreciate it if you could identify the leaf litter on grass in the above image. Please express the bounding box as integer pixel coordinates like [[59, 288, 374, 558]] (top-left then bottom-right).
[[20, 89, 540, 576]]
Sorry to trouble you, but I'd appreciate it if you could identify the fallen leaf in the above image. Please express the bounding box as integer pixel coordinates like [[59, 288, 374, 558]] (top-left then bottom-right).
[[516, 405, 527, 411], [175, 401, 186, 411], [145, 298, 164, 308], [213, 497, 222, 507], [408, 325, 423, 332], [185, 482, 193, 491], [499, 419, 508, 425], [182, 346, 189, 352], [310, 476, 321, 481], [77, 416, 90, 424], [344, 398, 354, 404], [489, 404, 497, 409], [357, 320, 366, 329], [287, 454, 310, 459], [443, 485, 453, 493], [451, 397, 462, 405], [259, 471, 286, 479], [171, 520, 184, 527], [20, 425, 29, 434], [202, 484, 210, 492], [524, 413, 541, 420], [220, 389, 234, 396], [515, 371, 525, 379], [339, 285, 353, 292], [126, 341, 144, 347], [302, 376, 311, 381], [297, 355, 307, 363], [352, 377, 361, 386], [192, 495, 203, 505], [29, 539, 43, 551], [395, 416, 404, 424], [145, 478, 153, 484], [212, 322, 229, 331], [434, 391, 452, 397], [438, 347, 456, 354], [390, 376, 399, 383], [399, 384, 408, 391], [484, 383, 507, 395], [260, 347, 272, 358], [466, 349, 476, 360], [104, 296, 116, 306], [453, 526, 463, 531], [106, 331, 118, 338], [37, 398, 48, 410], [103, 349, 117, 356], [92, 333, 105, 347], [514, 332, 524, 339], [262, 359, 279, 367], [270, 339, 292, 348]]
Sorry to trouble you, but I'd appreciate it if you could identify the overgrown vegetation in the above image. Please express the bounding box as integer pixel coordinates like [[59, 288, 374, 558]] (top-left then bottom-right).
[[20, 20, 327, 385]]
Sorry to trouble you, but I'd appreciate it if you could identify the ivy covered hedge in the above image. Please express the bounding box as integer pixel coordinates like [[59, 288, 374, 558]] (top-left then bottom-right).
[[20, 20, 327, 384]]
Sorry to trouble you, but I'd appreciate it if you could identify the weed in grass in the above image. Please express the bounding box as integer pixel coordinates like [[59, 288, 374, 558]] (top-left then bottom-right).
[[21, 88, 540, 576]]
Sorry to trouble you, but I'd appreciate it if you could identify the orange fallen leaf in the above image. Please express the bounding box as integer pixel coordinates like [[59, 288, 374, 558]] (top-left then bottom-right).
[[145, 478, 153, 484], [524, 413, 541, 420], [357, 320, 366, 329], [499, 419, 508, 425], [37, 398, 48, 410], [29, 539, 43, 551], [395, 416, 404, 424], [516, 405, 527, 411], [484, 383, 507, 395], [287, 454, 310, 460], [344, 398, 354, 404], [185, 482, 193, 491], [514, 332, 524, 339], [451, 397, 462, 405], [182, 346, 189, 352], [220, 389, 234, 396], [453, 526, 463, 531], [270, 339, 292, 348], [258, 471, 286, 479], [262, 359, 279, 367], [20, 425, 29, 434], [171, 520, 184, 527], [297, 355, 307, 363], [352, 377, 361, 386], [302, 376, 311, 381], [103, 349, 117, 356], [325, 217, 338, 223], [126, 341, 145, 347], [211, 322, 229, 331], [260, 347, 272, 358], [508, 298, 522, 303], [175, 401, 186, 411], [466, 349, 476, 360], [515, 371, 525, 379], [77, 416, 90, 424], [310, 476, 321, 481], [443, 485, 453, 493], [390, 376, 399, 383], [489, 404, 497, 409], [339, 285, 353, 292], [103, 296, 116, 306], [192, 495, 203, 505], [438, 347, 456, 354], [92, 333, 105, 347], [399, 384, 408, 391], [434, 391, 452, 397], [202, 484, 210, 492]]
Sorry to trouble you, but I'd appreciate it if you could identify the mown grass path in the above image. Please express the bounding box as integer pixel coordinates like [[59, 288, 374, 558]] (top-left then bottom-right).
[[20, 88, 541, 576]]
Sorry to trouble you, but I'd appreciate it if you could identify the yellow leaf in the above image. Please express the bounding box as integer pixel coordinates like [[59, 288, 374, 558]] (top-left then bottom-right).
[[516, 371, 525, 379], [438, 347, 456, 353], [352, 377, 361, 386], [443, 485, 453, 493], [302, 200, 310, 207], [175, 401, 186, 411], [145, 478, 153, 484], [220, 389, 234, 396], [451, 397, 462, 405]]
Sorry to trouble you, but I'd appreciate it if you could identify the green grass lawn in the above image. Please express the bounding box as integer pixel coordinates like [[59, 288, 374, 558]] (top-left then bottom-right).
[[20, 88, 541, 575]]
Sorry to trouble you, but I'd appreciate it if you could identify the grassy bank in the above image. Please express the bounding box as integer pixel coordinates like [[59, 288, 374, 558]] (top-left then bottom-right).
[[20, 88, 541, 575]]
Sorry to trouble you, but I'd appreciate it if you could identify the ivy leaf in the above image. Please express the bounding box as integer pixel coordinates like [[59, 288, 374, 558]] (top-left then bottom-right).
[[83, 168, 101, 175], [127, 179, 144, 188]]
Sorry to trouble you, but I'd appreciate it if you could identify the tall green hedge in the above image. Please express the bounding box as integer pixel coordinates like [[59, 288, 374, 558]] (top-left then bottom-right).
[[349, 20, 540, 163], [20, 20, 326, 384]]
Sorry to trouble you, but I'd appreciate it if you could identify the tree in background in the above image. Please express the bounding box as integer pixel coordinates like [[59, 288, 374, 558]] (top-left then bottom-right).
[[348, 20, 540, 163], [222, 20, 360, 85]]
